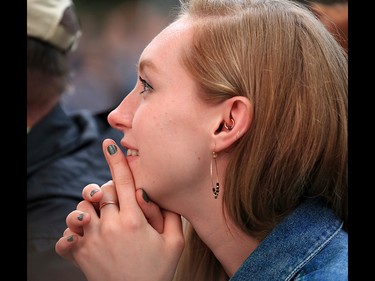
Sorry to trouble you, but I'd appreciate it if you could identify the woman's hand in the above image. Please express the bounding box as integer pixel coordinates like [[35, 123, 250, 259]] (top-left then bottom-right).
[[65, 178, 166, 236], [55, 139, 185, 281]]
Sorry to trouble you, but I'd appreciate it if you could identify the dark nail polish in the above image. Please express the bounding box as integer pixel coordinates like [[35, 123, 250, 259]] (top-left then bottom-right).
[[142, 189, 150, 203], [77, 213, 84, 221], [67, 235, 74, 242], [90, 189, 100, 197], [107, 144, 117, 155]]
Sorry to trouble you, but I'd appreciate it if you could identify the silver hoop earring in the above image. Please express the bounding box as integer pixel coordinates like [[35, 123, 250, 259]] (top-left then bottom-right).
[[224, 118, 235, 130], [210, 151, 220, 199]]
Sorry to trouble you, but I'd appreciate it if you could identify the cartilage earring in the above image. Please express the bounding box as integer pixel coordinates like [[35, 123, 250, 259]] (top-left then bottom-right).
[[210, 151, 220, 199], [224, 118, 235, 130]]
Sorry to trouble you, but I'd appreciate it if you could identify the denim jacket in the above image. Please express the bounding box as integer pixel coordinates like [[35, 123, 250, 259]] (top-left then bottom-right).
[[230, 198, 348, 281]]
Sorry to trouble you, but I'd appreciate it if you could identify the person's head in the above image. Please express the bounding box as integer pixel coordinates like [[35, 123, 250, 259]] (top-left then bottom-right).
[[292, 0, 348, 52], [27, 0, 81, 126], [108, 0, 347, 278]]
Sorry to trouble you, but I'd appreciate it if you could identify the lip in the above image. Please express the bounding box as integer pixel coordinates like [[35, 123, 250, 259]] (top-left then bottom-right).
[[120, 139, 139, 164], [120, 139, 137, 151], [126, 155, 138, 165]]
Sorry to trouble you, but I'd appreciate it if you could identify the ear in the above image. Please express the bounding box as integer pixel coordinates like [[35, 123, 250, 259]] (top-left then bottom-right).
[[212, 96, 253, 152]]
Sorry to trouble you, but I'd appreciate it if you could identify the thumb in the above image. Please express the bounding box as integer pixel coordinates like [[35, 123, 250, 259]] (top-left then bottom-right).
[[162, 210, 185, 254]]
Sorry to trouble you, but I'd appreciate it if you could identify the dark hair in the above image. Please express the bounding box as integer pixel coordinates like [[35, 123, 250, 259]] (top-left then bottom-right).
[[27, 37, 70, 76]]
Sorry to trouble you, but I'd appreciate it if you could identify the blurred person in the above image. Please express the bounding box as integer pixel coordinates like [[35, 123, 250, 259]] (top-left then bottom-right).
[[62, 0, 177, 114], [27, 0, 123, 280], [56, 0, 348, 280], [293, 0, 348, 53]]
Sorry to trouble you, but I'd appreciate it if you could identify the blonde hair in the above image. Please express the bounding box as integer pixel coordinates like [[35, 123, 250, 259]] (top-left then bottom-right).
[[174, 0, 348, 280]]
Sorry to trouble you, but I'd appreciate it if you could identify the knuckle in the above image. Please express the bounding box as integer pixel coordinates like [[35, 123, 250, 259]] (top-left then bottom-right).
[[100, 222, 119, 235], [124, 215, 143, 231], [169, 234, 185, 251], [76, 200, 87, 210]]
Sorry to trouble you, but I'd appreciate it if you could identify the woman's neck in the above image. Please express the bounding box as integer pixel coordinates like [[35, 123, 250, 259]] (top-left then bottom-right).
[[183, 200, 259, 277]]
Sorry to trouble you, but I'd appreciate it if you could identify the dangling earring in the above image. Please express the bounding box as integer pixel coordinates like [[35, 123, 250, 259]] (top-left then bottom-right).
[[210, 151, 220, 199], [224, 118, 235, 130]]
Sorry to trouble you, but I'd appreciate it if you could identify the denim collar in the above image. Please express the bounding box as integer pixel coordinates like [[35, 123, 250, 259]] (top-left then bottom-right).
[[230, 197, 343, 280]]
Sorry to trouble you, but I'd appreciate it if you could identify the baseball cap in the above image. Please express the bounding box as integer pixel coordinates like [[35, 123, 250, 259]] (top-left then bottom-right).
[[27, 0, 82, 52]]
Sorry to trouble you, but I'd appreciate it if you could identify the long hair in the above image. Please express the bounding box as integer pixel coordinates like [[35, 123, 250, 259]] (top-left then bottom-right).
[[173, 0, 348, 280]]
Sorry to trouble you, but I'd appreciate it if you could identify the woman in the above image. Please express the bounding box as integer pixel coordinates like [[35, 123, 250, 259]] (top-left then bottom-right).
[[55, 0, 348, 280]]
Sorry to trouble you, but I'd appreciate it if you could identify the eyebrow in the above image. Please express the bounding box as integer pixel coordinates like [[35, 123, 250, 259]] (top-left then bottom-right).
[[138, 59, 159, 74]]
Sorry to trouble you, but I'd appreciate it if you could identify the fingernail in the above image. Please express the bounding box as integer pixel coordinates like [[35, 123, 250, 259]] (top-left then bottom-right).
[[107, 144, 117, 155], [90, 189, 100, 197], [67, 235, 74, 242], [77, 213, 84, 221], [142, 189, 150, 203]]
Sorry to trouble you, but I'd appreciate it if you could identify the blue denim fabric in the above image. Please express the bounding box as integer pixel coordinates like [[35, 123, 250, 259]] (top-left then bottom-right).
[[230, 198, 348, 281]]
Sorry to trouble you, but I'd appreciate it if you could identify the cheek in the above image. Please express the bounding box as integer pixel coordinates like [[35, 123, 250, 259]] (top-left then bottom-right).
[[132, 106, 210, 195], [134, 100, 196, 144], [132, 105, 171, 145], [140, 144, 209, 201]]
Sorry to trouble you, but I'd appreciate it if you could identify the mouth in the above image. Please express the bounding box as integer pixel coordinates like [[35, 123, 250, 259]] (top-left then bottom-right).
[[121, 140, 139, 157], [127, 148, 139, 157]]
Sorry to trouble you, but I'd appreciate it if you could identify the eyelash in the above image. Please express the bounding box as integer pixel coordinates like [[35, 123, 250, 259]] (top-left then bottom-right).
[[139, 76, 153, 95]]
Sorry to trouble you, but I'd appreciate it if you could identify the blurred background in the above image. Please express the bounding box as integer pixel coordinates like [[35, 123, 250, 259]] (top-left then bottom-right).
[[62, 0, 180, 114]]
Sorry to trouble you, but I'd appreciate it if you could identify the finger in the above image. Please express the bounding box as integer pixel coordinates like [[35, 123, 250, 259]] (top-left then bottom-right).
[[81, 183, 103, 214], [55, 229, 80, 263], [99, 180, 120, 217], [135, 188, 164, 233], [82, 183, 103, 203], [102, 139, 138, 210], [65, 210, 91, 236], [162, 210, 184, 249], [75, 200, 100, 234]]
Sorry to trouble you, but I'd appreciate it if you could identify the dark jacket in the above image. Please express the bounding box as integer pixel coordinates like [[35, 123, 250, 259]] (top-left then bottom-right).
[[27, 103, 123, 281]]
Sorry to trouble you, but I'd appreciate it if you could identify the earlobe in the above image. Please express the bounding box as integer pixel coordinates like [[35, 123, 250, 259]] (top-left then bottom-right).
[[213, 96, 253, 152]]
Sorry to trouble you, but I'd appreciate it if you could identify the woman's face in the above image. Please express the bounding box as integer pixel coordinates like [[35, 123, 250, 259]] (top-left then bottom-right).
[[108, 19, 216, 208]]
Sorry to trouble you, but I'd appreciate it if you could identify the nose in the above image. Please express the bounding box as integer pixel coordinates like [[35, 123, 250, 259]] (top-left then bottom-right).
[[107, 91, 137, 131]]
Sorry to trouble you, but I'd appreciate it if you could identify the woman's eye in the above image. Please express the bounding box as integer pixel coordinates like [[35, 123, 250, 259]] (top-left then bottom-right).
[[139, 76, 153, 95]]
